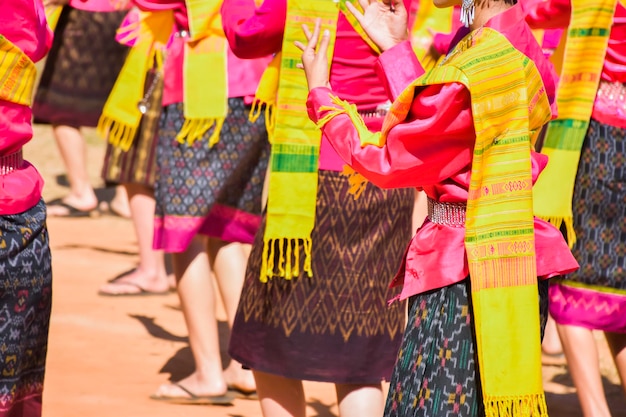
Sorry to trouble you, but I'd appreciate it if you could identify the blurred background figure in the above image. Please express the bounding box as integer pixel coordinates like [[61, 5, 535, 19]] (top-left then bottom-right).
[[530, 1, 626, 416], [34, 0, 129, 217], [97, 7, 173, 296], [0, 0, 54, 415]]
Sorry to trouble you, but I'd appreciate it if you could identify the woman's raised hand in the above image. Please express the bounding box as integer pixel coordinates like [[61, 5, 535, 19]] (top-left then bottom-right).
[[345, 0, 408, 52], [296, 18, 332, 91]]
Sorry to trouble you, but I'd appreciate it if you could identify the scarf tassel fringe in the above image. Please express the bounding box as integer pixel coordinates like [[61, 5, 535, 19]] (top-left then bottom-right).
[[97, 116, 138, 152], [537, 215, 576, 249], [483, 393, 548, 417], [176, 118, 223, 147], [249, 99, 276, 139], [260, 238, 313, 283]]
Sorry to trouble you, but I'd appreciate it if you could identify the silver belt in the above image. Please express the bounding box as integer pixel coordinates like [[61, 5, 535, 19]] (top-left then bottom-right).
[[596, 80, 626, 113], [357, 108, 388, 118], [427, 197, 466, 227], [358, 101, 391, 119], [0, 149, 23, 175]]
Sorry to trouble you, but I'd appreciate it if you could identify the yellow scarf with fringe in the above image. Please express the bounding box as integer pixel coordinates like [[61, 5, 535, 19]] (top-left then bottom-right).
[[255, 0, 339, 282], [532, 0, 618, 247], [252, 0, 383, 282], [98, 0, 227, 150], [0, 35, 36, 107], [317, 27, 552, 417]]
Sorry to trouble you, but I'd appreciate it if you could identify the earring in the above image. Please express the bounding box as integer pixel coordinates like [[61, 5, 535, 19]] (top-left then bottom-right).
[[460, 0, 475, 28]]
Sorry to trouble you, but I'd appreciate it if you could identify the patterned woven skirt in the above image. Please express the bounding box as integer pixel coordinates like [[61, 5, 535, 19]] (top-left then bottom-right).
[[0, 200, 52, 417], [384, 279, 549, 417], [153, 98, 270, 251], [33, 7, 128, 128], [228, 171, 414, 384], [550, 119, 626, 333], [101, 70, 163, 188]]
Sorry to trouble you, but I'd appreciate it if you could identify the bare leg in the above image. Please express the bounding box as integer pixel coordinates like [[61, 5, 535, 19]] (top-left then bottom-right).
[[605, 332, 626, 398], [107, 185, 131, 218], [48, 125, 98, 215], [152, 235, 227, 398], [336, 383, 384, 417], [253, 370, 306, 417], [557, 323, 612, 417], [542, 314, 563, 356], [98, 183, 170, 294], [209, 239, 256, 393]]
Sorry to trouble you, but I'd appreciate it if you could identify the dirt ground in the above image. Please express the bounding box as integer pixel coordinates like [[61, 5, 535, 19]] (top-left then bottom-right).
[[23, 124, 626, 417]]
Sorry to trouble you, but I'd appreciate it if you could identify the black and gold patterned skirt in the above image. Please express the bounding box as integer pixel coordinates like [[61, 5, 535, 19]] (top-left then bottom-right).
[[33, 7, 128, 127], [0, 200, 52, 416], [384, 279, 549, 417], [229, 170, 414, 384]]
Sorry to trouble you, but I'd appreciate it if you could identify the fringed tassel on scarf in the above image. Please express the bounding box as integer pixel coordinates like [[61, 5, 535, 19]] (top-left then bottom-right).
[[538, 215, 576, 248], [249, 53, 281, 137], [316, 95, 385, 200], [260, 238, 312, 283], [317, 95, 382, 147], [176, 117, 223, 146], [483, 394, 548, 417], [98, 116, 139, 151], [97, 10, 173, 151]]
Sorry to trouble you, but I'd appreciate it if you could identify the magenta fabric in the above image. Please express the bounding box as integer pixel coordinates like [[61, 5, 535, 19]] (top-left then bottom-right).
[[0, 0, 52, 216], [154, 203, 261, 250], [306, 3, 579, 301], [549, 282, 626, 334], [69, 0, 128, 12], [220, 0, 413, 171]]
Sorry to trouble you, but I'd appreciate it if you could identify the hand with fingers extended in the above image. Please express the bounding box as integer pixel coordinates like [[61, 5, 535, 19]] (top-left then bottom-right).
[[296, 18, 332, 91], [344, 0, 408, 52]]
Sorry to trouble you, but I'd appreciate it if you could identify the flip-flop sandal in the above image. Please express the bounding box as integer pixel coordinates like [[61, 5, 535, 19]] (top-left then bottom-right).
[[46, 198, 100, 218], [228, 386, 259, 400], [98, 270, 172, 297], [149, 382, 234, 405]]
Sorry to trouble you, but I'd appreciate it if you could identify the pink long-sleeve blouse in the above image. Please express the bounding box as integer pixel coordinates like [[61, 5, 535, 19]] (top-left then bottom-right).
[[69, 0, 130, 12], [133, 0, 270, 107], [0, 0, 52, 215], [307, 4, 579, 300], [221, 0, 413, 171]]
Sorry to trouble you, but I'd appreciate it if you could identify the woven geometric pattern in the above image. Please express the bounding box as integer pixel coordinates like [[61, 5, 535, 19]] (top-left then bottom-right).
[[230, 170, 414, 383]]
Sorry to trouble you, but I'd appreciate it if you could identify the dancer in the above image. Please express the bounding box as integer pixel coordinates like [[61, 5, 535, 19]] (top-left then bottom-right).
[[222, 0, 415, 415], [300, 0, 579, 416], [0, 0, 54, 415], [98, 8, 172, 296], [34, 0, 129, 217], [530, 1, 626, 416], [98, 0, 272, 403]]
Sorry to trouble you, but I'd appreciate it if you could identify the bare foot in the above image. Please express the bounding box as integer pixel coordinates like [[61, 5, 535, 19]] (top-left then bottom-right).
[[152, 372, 228, 399], [98, 268, 172, 296], [107, 196, 131, 219], [47, 194, 99, 217], [224, 362, 256, 394]]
